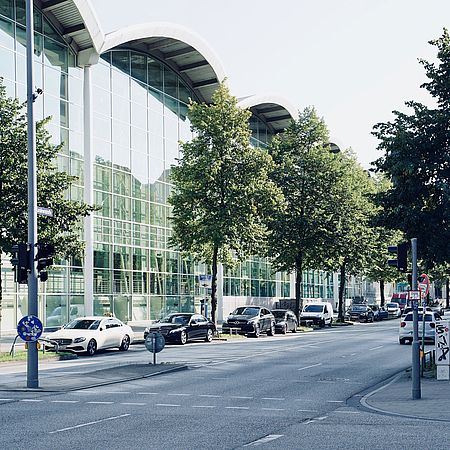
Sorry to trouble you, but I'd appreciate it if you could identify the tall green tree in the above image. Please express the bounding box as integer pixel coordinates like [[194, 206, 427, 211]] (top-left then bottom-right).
[[267, 107, 341, 320], [372, 29, 450, 271], [0, 79, 97, 324], [169, 83, 284, 324]]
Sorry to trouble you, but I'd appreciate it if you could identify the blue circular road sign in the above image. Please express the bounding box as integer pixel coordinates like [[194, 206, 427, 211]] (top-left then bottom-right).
[[145, 332, 165, 353], [17, 315, 43, 342]]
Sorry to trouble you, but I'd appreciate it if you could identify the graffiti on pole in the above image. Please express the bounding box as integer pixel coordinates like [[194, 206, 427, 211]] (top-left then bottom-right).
[[436, 321, 450, 364]]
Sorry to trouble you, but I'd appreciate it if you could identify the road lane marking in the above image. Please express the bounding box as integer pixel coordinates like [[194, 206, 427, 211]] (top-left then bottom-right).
[[49, 413, 130, 434], [244, 434, 283, 447], [51, 400, 79, 404], [350, 353, 357, 356], [369, 346, 383, 350], [168, 393, 192, 396], [20, 399, 43, 402], [226, 406, 250, 410], [156, 403, 180, 407], [199, 394, 221, 398], [102, 391, 130, 394], [304, 416, 327, 424], [335, 410, 360, 414], [230, 396, 253, 399], [120, 402, 146, 406], [87, 401, 114, 405], [261, 408, 285, 411], [192, 405, 216, 408], [297, 409, 318, 412], [137, 392, 158, 395], [262, 397, 284, 401], [297, 363, 322, 371], [327, 400, 344, 403]]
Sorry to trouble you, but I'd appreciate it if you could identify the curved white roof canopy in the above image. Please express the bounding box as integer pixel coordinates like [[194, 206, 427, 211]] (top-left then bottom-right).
[[100, 23, 226, 103], [238, 94, 298, 134]]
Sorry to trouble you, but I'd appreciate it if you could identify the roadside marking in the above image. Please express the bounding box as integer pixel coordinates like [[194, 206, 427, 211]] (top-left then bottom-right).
[[120, 402, 146, 406], [0, 399, 13, 401], [350, 353, 357, 356], [137, 392, 158, 395], [199, 394, 221, 398], [168, 393, 192, 397], [335, 410, 360, 414], [304, 416, 327, 424], [230, 396, 253, 399], [262, 397, 284, 401], [327, 400, 344, 403], [192, 405, 216, 408], [49, 413, 130, 434], [20, 399, 43, 402], [87, 401, 114, 405], [244, 434, 283, 447], [297, 409, 318, 412], [226, 406, 250, 410], [261, 408, 285, 411], [298, 363, 322, 371], [51, 400, 79, 404], [156, 403, 180, 407], [369, 346, 383, 351], [102, 391, 130, 394]]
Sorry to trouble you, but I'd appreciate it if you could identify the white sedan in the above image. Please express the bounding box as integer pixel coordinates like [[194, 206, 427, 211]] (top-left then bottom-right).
[[44, 316, 134, 356]]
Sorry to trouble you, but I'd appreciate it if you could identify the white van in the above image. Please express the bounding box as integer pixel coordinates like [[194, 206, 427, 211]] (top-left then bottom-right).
[[300, 302, 334, 327]]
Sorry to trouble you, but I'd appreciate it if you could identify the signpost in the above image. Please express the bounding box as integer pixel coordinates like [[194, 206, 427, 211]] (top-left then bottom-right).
[[145, 332, 165, 364], [199, 275, 212, 318], [17, 315, 43, 342]]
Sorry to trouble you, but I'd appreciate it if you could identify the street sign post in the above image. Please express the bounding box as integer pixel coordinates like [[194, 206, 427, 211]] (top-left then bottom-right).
[[145, 332, 165, 364], [17, 315, 43, 342]]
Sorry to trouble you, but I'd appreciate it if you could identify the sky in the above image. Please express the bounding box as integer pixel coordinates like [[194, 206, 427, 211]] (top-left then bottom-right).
[[91, 0, 450, 168]]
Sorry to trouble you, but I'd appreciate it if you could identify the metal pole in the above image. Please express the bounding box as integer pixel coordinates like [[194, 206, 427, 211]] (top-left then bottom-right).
[[411, 238, 421, 399], [26, 0, 39, 389], [152, 333, 156, 365]]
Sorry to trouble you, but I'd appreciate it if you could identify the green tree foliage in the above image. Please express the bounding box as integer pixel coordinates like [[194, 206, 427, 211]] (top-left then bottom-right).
[[372, 29, 450, 271], [0, 79, 97, 259], [168, 83, 284, 323], [267, 107, 341, 319]]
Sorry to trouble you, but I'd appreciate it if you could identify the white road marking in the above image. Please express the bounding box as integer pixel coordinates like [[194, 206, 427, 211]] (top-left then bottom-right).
[[168, 393, 192, 397], [192, 405, 216, 408], [49, 413, 130, 434], [297, 409, 318, 412], [102, 391, 130, 394], [297, 363, 322, 371], [230, 396, 253, 399], [137, 392, 158, 395], [120, 402, 146, 406], [262, 397, 284, 401], [305, 416, 328, 424], [335, 410, 360, 414], [226, 406, 250, 410], [199, 394, 221, 398], [261, 408, 285, 411], [51, 400, 79, 404], [369, 346, 383, 351], [87, 401, 114, 405], [156, 403, 180, 407], [350, 353, 357, 356], [0, 399, 13, 401], [20, 399, 43, 402], [327, 400, 344, 403], [244, 434, 284, 446]]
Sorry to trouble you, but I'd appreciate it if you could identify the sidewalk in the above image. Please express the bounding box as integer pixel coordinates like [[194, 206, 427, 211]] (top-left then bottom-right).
[[361, 369, 450, 422]]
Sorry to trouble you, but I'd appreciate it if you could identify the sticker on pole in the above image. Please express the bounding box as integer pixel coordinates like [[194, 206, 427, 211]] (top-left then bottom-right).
[[199, 274, 212, 288], [145, 332, 165, 353], [17, 315, 43, 342]]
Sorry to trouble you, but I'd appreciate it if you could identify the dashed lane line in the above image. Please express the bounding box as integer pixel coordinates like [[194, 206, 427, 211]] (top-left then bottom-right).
[[244, 434, 284, 447], [297, 363, 322, 371], [49, 414, 130, 434]]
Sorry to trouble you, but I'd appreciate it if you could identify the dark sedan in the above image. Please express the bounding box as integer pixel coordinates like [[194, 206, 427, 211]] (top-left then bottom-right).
[[346, 305, 374, 323], [222, 306, 275, 337], [369, 304, 388, 321], [271, 309, 298, 334], [144, 313, 215, 345]]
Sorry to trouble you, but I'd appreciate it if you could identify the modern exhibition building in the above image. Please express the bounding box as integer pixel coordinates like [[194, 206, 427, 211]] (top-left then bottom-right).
[[0, 0, 374, 333]]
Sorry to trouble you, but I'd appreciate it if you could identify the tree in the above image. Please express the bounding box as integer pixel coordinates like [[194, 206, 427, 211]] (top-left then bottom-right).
[[266, 107, 342, 320], [168, 82, 284, 324], [372, 29, 450, 271], [0, 79, 97, 324]]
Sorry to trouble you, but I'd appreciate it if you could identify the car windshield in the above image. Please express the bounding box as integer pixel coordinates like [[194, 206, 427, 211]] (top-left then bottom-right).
[[404, 314, 433, 322], [272, 311, 287, 318], [161, 315, 191, 325], [64, 319, 100, 330], [352, 306, 367, 311], [232, 307, 260, 316], [303, 305, 324, 312], [387, 303, 398, 308]]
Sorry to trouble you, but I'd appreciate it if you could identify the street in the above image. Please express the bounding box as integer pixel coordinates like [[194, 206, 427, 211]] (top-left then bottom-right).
[[0, 320, 448, 449]]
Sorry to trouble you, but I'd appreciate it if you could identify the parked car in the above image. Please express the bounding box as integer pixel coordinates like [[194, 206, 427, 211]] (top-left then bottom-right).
[[386, 302, 401, 318], [299, 302, 334, 327], [401, 306, 432, 317], [399, 311, 440, 345], [271, 309, 298, 334], [144, 313, 215, 345], [44, 316, 134, 356], [369, 304, 388, 321], [346, 305, 374, 323], [222, 306, 275, 337]]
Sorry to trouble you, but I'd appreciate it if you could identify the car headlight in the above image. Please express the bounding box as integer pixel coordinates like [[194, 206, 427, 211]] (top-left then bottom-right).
[[73, 337, 86, 343]]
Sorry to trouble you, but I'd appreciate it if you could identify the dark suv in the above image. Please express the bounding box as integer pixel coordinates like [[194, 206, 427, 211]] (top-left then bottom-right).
[[222, 306, 275, 337], [346, 305, 374, 323]]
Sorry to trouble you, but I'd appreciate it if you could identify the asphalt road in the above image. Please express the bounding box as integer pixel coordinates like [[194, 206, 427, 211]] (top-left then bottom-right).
[[0, 320, 446, 449]]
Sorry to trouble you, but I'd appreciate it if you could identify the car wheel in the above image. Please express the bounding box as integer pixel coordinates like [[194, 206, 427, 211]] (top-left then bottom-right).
[[320, 319, 325, 328], [119, 335, 130, 351], [86, 339, 97, 356], [179, 330, 187, 345], [253, 324, 260, 338], [268, 322, 275, 336], [205, 328, 213, 342]]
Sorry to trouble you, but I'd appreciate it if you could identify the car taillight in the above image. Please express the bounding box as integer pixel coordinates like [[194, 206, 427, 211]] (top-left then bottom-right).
[[430, 322, 436, 328], [400, 322, 406, 328]]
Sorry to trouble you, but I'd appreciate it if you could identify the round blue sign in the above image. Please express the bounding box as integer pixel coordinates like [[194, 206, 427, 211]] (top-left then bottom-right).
[[17, 315, 43, 342], [145, 332, 165, 353]]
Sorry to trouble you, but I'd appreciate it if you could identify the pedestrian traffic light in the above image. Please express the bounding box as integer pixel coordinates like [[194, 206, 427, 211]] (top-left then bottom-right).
[[10, 243, 30, 284], [36, 243, 55, 282], [387, 242, 408, 272]]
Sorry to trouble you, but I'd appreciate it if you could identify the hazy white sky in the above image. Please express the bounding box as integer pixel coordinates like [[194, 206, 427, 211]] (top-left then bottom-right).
[[91, 0, 450, 168]]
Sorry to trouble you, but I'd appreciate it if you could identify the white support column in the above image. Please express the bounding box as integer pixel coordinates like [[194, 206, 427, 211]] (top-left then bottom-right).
[[217, 263, 224, 323], [83, 64, 94, 316], [333, 272, 339, 310]]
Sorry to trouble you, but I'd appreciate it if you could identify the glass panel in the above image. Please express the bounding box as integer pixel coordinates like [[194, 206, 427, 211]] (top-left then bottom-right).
[[43, 37, 68, 72], [131, 53, 147, 84], [132, 296, 148, 320], [0, 0, 13, 19], [0, 17, 14, 49], [163, 66, 177, 98], [148, 58, 163, 92], [0, 46, 14, 80], [112, 50, 130, 75]]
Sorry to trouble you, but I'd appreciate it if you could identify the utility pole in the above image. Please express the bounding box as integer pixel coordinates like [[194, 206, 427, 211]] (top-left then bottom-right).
[[411, 238, 420, 399], [26, 0, 39, 388]]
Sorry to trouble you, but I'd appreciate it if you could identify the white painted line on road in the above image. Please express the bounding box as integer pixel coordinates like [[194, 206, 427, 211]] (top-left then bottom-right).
[[262, 397, 284, 401], [20, 399, 43, 402], [51, 400, 79, 404], [168, 393, 192, 397], [369, 346, 383, 351], [297, 409, 318, 412], [199, 394, 221, 398], [120, 402, 146, 406], [305, 415, 328, 424], [335, 410, 360, 414], [156, 403, 180, 407], [261, 408, 285, 411], [226, 406, 250, 410], [0, 399, 13, 401], [211, 377, 228, 380], [192, 405, 216, 408], [297, 363, 322, 371], [49, 413, 130, 434], [350, 353, 357, 356], [103, 391, 130, 394], [327, 400, 344, 403], [137, 392, 158, 395], [87, 401, 114, 405], [230, 396, 253, 399], [244, 434, 283, 447]]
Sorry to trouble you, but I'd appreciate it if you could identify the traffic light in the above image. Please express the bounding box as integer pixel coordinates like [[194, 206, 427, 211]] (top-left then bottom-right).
[[36, 243, 55, 282], [388, 242, 408, 272], [10, 243, 30, 284]]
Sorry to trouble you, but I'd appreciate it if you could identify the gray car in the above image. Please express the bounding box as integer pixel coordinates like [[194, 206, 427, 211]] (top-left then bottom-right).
[[399, 311, 440, 345]]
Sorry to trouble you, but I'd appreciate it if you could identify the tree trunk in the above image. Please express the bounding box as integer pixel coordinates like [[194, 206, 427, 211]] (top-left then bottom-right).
[[210, 244, 219, 325], [380, 279, 385, 306], [338, 264, 346, 322], [294, 252, 303, 322]]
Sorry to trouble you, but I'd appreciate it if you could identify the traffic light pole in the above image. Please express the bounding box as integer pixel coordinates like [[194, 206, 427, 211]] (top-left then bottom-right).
[[411, 238, 420, 399], [26, 0, 39, 389]]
